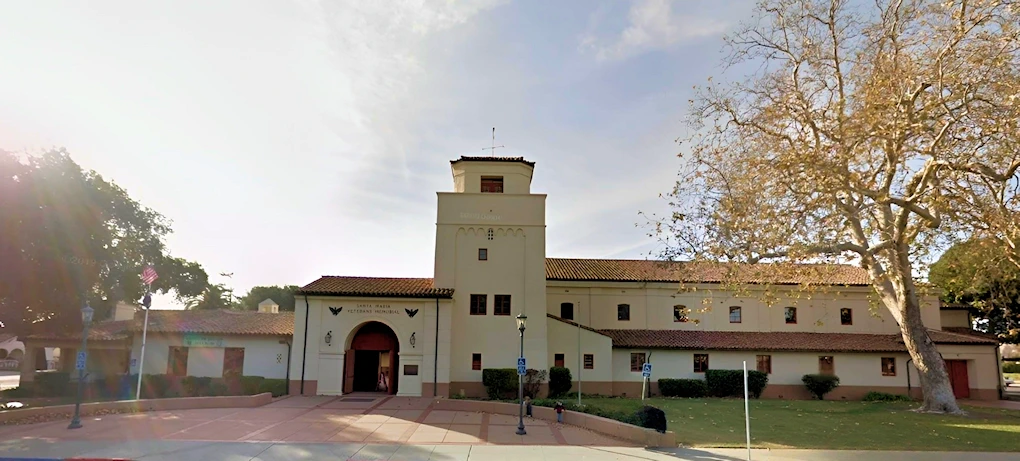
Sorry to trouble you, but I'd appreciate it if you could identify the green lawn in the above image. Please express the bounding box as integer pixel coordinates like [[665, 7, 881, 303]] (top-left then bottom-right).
[[574, 397, 1020, 451], [1006, 373, 1020, 381]]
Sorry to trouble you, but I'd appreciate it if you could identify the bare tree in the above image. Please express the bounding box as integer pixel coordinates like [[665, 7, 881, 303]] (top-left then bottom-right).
[[652, 0, 1020, 413]]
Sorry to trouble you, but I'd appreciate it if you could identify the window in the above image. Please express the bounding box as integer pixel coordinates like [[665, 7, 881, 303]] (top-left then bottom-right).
[[819, 356, 835, 375], [785, 307, 798, 324], [222, 347, 244, 377], [404, 364, 419, 376], [472, 353, 482, 370], [617, 304, 631, 321], [756, 355, 772, 374], [674, 305, 689, 323], [481, 176, 504, 193], [554, 353, 565, 368], [584, 354, 594, 369], [840, 308, 853, 325], [881, 357, 896, 376], [486, 228, 494, 240], [694, 354, 709, 373], [167, 346, 188, 376], [494, 294, 511, 316], [729, 306, 742, 323], [470, 294, 487, 315], [630, 352, 646, 372], [478, 248, 488, 260], [560, 302, 574, 320]]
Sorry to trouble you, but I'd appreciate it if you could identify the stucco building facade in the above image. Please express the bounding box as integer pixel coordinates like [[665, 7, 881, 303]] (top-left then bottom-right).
[[289, 156, 1003, 401]]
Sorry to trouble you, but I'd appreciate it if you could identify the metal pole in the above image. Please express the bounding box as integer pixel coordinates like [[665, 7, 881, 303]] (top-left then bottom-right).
[[68, 320, 91, 429], [743, 360, 751, 461], [577, 318, 581, 406], [135, 300, 150, 400], [516, 328, 526, 436]]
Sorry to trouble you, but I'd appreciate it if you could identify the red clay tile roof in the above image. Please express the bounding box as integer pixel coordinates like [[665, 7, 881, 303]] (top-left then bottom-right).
[[545, 258, 871, 286], [598, 328, 998, 352], [298, 276, 454, 298], [451, 156, 535, 167], [128, 310, 293, 336], [24, 319, 134, 342], [547, 314, 611, 337]]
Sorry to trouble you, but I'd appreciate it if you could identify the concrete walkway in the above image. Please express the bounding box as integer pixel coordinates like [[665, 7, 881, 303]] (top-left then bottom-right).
[[0, 440, 1016, 461], [0, 395, 631, 446]]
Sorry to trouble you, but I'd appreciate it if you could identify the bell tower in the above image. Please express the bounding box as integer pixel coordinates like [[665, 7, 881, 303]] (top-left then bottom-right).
[[434, 156, 548, 392]]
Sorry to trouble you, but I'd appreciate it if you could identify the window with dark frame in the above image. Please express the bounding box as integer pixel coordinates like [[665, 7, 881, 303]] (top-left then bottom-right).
[[819, 356, 835, 375], [785, 307, 798, 324], [840, 308, 853, 325], [881, 357, 896, 376], [694, 354, 709, 373], [478, 248, 488, 260], [554, 353, 565, 368], [630, 352, 645, 372], [674, 305, 688, 323], [472, 353, 482, 370], [729, 306, 742, 323], [584, 354, 594, 369], [560, 302, 574, 320], [494, 294, 511, 316], [481, 176, 504, 193], [167, 346, 189, 376], [470, 294, 487, 315], [617, 304, 631, 321], [404, 364, 419, 376], [222, 347, 244, 377], [756, 355, 772, 374]]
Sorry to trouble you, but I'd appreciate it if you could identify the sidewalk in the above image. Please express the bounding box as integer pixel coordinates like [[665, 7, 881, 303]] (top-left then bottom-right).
[[0, 440, 1017, 461]]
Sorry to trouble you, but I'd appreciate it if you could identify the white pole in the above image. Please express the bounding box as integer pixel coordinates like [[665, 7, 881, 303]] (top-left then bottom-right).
[[135, 300, 150, 400], [577, 318, 581, 406], [743, 360, 751, 461]]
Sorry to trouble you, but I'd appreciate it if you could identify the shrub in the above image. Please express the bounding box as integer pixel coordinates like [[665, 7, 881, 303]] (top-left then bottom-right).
[[523, 368, 547, 399], [658, 378, 708, 398], [863, 391, 912, 402], [138, 374, 174, 399], [548, 367, 572, 398], [181, 376, 214, 396], [802, 374, 840, 400], [1004, 362, 1020, 373], [636, 405, 667, 433], [240, 376, 266, 395], [208, 382, 230, 396], [1, 386, 35, 398], [482, 368, 519, 400], [704, 370, 769, 398], [529, 398, 645, 427], [35, 372, 71, 397], [258, 379, 288, 397]]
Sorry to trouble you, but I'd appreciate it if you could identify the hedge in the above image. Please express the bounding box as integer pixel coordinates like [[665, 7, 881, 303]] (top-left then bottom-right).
[[549, 367, 572, 398], [1004, 362, 1020, 373], [35, 372, 71, 397], [863, 391, 912, 402], [482, 368, 519, 400], [657, 378, 708, 398], [704, 369, 769, 398], [802, 374, 840, 400]]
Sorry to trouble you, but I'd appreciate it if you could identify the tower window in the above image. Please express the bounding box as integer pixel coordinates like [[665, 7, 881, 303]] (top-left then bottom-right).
[[729, 306, 742, 323], [617, 304, 630, 321], [561, 302, 574, 320], [470, 294, 487, 315], [785, 307, 798, 324], [481, 176, 504, 193], [674, 305, 689, 323], [840, 308, 852, 325], [494, 294, 511, 316], [478, 248, 488, 260], [487, 228, 494, 240]]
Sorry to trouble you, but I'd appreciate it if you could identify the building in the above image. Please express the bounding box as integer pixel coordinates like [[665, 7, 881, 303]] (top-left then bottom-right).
[[288, 155, 1002, 400], [20, 301, 293, 385]]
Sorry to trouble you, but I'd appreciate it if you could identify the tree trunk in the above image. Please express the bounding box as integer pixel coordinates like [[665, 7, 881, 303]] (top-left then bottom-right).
[[896, 295, 962, 413]]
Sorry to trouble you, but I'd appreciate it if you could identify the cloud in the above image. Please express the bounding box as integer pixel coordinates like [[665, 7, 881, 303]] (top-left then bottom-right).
[[581, 0, 728, 61]]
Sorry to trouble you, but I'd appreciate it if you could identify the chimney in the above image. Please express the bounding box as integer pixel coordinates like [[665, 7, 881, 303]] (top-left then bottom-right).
[[112, 301, 137, 321], [258, 298, 279, 314]]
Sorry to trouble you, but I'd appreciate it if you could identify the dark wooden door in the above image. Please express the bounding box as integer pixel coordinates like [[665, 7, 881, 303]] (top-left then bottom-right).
[[945, 360, 970, 399], [343, 349, 355, 394]]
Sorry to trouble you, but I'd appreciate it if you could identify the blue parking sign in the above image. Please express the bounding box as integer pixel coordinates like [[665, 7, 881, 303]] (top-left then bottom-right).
[[642, 362, 652, 378], [75, 351, 87, 371], [517, 357, 527, 375]]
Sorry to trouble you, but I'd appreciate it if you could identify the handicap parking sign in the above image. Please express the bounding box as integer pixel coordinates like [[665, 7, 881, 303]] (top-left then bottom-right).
[[517, 357, 527, 375], [642, 362, 652, 378], [75, 351, 88, 371]]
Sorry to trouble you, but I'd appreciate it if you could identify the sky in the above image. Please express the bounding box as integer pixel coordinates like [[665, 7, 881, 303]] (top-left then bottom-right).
[[0, 0, 756, 308]]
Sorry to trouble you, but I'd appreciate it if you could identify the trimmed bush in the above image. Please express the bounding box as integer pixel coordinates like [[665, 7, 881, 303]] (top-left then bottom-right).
[[257, 379, 288, 397], [863, 391, 912, 402], [636, 405, 667, 433], [523, 368, 547, 399], [530, 398, 642, 426], [548, 367, 572, 398], [802, 374, 840, 400], [1004, 362, 1020, 373], [482, 368, 518, 400], [704, 370, 769, 398], [35, 372, 71, 397], [240, 376, 266, 395], [658, 378, 708, 398]]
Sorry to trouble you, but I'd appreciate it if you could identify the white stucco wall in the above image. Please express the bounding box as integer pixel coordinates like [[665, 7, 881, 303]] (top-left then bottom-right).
[[546, 317, 613, 383], [130, 333, 290, 379]]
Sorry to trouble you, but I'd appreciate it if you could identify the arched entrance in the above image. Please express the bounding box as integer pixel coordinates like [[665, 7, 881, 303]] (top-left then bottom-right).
[[343, 322, 399, 395]]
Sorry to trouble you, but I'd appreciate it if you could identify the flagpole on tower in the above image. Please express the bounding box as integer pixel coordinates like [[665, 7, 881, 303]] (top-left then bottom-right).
[[135, 265, 158, 400]]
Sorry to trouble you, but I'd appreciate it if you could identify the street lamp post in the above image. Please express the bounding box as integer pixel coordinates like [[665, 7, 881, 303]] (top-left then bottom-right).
[[515, 313, 527, 436], [68, 302, 94, 430]]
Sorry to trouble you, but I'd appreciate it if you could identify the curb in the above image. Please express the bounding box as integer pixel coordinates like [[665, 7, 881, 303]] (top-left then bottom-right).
[[0, 458, 132, 461]]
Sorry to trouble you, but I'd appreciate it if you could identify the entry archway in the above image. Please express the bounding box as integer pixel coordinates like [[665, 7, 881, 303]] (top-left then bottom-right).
[[343, 321, 399, 395]]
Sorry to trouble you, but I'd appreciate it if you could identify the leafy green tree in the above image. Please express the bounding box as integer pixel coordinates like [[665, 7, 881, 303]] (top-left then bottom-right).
[[185, 273, 240, 310], [929, 239, 1020, 343], [237, 285, 299, 311], [0, 148, 209, 333]]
